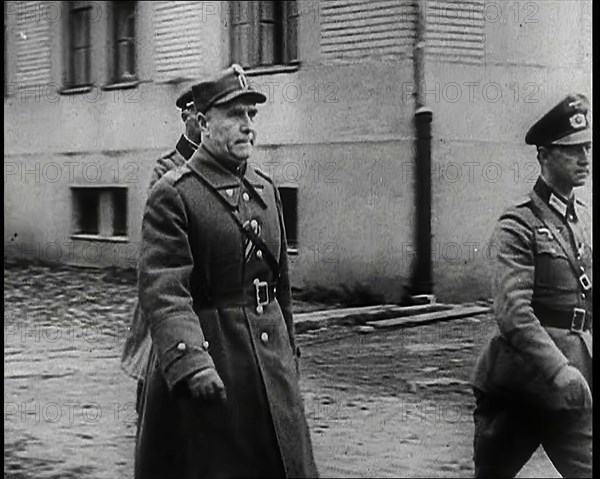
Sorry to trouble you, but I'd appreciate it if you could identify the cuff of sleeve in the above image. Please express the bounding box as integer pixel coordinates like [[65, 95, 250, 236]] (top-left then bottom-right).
[[163, 347, 216, 391]]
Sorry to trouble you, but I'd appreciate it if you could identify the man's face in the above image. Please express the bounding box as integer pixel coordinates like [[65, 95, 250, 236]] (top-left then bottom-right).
[[201, 98, 258, 161], [542, 142, 591, 188]]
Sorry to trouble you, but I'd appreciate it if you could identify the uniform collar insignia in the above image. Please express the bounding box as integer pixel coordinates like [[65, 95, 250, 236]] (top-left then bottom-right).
[[242, 168, 267, 208], [548, 193, 568, 217], [225, 188, 234, 197], [175, 135, 198, 161]]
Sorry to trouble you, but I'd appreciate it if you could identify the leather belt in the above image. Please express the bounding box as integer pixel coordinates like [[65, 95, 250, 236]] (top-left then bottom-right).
[[533, 303, 592, 333], [204, 280, 277, 313]]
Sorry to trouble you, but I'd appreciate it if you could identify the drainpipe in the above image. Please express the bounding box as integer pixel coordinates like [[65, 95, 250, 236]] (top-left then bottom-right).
[[410, 0, 433, 297]]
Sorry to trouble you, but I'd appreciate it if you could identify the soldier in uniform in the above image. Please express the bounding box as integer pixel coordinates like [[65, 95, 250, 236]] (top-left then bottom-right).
[[121, 86, 201, 414], [472, 93, 592, 478], [148, 89, 201, 189], [134, 65, 318, 478]]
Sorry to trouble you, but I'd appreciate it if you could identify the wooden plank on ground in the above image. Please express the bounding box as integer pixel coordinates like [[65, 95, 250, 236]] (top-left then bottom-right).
[[366, 305, 490, 329], [295, 303, 451, 324]]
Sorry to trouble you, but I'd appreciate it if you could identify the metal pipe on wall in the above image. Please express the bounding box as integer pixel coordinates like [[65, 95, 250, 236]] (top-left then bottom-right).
[[410, 0, 434, 297]]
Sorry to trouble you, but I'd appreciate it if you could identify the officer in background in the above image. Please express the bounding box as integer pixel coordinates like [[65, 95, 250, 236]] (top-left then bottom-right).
[[472, 93, 592, 477], [121, 85, 201, 412], [149, 89, 201, 189]]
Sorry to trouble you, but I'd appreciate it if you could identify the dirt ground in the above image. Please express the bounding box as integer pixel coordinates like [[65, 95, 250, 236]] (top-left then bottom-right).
[[4, 264, 560, 478]]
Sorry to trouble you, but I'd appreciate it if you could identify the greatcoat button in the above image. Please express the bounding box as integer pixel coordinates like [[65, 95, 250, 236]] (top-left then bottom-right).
[[202, 341, 209, 351], [250, 219, 258, 229], [243, 192, 250, 201], [261, 332, 269, 343], [177, 342, 186, 351], [256, 250, 263, 259]]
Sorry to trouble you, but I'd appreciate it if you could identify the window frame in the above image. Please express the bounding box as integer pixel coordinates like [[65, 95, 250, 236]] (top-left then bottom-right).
[[70, 185, 129, 242], [63, 1, 93, 89], [108, 0, 138, 86], [229, 1, 300, 72]]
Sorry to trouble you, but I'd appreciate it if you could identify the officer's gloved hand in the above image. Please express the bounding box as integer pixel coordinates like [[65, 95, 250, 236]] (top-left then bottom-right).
[[186, 368, 227, 404], [553, 365, 592, 409]]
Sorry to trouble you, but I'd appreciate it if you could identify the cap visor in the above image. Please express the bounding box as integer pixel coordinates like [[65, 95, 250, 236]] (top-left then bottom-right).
[[551, 128, 592, 145], [213, 90, 267, 107]]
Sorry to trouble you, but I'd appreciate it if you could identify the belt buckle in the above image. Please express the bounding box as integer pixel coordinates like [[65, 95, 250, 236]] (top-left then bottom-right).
[[571, 308, 586, 333], [579, 273, 592, 291], [253, 279, 269, 314]]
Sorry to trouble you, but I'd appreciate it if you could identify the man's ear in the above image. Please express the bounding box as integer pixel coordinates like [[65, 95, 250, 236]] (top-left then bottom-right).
[[197, 112, 209, 132], [536, 146, 551, 166]]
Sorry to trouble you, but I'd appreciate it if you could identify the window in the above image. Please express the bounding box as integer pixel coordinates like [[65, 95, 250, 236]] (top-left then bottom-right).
[[71, 187, 128, 239], [65, 2, 92, 87], [110, 1, 137, 83], [230, 1, 298, 69], [278, 186, 298, 251]]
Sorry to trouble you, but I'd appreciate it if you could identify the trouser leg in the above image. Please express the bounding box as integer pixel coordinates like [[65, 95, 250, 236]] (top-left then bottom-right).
[[472, 388, 541, 478], [541, 408, 592, 478]]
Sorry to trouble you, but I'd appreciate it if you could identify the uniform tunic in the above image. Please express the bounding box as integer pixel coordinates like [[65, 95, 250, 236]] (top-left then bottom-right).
[[134, 145, 318, 479], [472, 177, 592, 477]]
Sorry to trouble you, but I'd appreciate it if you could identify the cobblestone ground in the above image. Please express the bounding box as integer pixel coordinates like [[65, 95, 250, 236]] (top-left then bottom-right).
[[4, 264, 559, 478]]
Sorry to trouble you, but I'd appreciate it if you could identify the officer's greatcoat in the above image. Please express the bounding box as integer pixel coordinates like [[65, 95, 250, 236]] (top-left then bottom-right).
[[472, 177, 592, 410], [121, 134, 198, 383], [134, 145, 318, 479]]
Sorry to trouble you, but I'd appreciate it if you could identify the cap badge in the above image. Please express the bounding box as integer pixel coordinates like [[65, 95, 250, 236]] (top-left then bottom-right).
[[232, 64, 248, 90], [569, 113, 586, 130]]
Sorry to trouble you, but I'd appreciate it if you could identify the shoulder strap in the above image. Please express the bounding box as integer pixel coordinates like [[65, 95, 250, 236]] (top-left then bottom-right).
[[185, 161, 281, 281]]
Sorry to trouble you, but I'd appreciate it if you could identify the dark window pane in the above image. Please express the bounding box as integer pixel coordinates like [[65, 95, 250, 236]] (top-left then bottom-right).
[[73, 48, 89, 85], [72, 8, 90, 48], [286, 7, 298, 62], [116, 2, 136, 38], [117, 40, 135, 79], [232, 1, 252, 25], [67, 6, 90, 86], [260, 1, 275, 21], [259, 23, 275, 65], [278, 187, 298, 248], [286, 0, 298, 17], [111, 188, 128, 236], [233, 23, 253, 67], [72, 189, 99, 235], [113, 1, 136, 81]]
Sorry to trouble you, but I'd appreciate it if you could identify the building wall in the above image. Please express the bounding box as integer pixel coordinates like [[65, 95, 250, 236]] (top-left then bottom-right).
[[426, 0, 592, 301], [4, 1, 592, 303]]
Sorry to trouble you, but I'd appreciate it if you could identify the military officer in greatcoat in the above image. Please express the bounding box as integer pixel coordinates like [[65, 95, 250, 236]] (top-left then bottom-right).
[[472, 93, 592, 477], [121, 86, 201, 413], [134, 65, 318, 478]]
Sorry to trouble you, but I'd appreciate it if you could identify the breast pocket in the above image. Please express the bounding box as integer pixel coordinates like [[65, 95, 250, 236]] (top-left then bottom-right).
[[534, 233, 572, 290]]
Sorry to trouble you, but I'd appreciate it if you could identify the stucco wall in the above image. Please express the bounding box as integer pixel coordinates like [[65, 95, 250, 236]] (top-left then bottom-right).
[[4, 0, 592, 303]]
